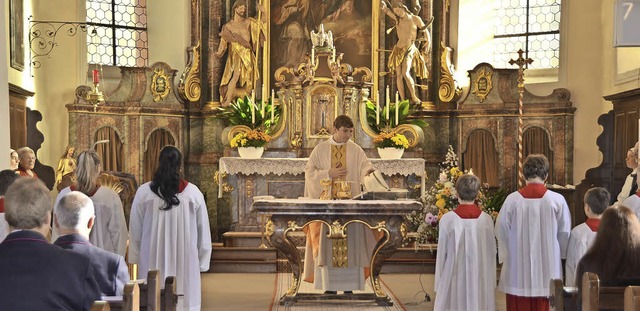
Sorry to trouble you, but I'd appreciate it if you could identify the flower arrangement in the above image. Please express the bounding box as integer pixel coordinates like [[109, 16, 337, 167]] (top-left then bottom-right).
[[214, 95, 281, 131], [364, 99, 428, 133], [230, 129, 272, 148], [405, 145, 508, 245], [373, 132, 409, 149]]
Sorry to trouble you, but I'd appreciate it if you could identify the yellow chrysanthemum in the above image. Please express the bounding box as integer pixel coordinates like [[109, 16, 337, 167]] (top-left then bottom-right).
[[230, 129, 272, 148], [435, 199, 446, 209]]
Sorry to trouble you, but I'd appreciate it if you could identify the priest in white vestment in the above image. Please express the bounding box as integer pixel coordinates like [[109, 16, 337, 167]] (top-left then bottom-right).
[[615, 142, 639, 205], [434, 174, 496, 311], [495, 154, 571, 311], [303, 115, 376, 293], [565, 187, 609, 286], [129, 146, 212, 311], [53, 150, 128, 257]]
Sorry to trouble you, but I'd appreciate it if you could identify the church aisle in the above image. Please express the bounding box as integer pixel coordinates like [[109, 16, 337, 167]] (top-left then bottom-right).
[[200, 273, 507, 310]]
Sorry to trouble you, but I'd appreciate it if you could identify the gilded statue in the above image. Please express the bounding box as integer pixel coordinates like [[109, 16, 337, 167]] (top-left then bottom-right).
[[215, 0, 267, 106], [56, 145, 77, 191], [381, 0, 431, 104]]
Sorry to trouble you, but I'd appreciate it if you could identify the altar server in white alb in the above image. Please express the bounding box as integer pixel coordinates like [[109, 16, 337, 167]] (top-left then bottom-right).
[[565, 187, 609, 286], [304, 115, 376, 294], [495, 154, 571, 311], [54, 150, 128, 257], [129, 146, 212, 311], [434, 174, 496, 311]]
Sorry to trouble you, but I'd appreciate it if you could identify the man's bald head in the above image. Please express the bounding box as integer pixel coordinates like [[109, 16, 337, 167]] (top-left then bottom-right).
[[55, 191, 95, 235]]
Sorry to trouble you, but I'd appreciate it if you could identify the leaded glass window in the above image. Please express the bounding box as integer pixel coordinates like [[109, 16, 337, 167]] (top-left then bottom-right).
[[493, 0, 561, 69], [86, 0, 148, 67]]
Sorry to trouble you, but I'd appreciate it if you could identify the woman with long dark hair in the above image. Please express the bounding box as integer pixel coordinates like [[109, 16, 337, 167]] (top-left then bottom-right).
[[576, 205, 640, 290], [129, 146, 212, 311]]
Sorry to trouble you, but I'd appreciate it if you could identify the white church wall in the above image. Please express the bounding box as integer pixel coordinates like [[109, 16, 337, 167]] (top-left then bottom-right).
[[147, 0, 190, 69]]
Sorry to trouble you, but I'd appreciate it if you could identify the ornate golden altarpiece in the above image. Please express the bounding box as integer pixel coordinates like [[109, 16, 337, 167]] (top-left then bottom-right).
[[65, 0, 575, 241]]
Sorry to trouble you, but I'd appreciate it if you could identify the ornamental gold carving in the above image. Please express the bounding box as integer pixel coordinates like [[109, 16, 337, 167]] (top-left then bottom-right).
[[265, 219, 274, 238], [472, 67, 493, 103], [438, 42, 461, 103], [178, 40, 201, 102], [151, 68, 171, 102], [332, 238, 348, 268]]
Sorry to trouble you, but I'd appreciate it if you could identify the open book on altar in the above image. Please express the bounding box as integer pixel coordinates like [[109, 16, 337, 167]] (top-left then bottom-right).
[[354, 170, 409, 200]]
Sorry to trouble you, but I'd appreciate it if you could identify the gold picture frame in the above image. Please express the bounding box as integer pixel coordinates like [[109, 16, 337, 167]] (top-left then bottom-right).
[[472, 67, 493, 103], [9, 0, 25, 71], [151, 68, 171, 102]]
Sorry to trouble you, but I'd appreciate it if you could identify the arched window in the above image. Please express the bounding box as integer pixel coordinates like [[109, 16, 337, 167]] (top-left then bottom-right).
[[94, 126, 124, 171], [143, 129, 176, 182], [463, 129, 500, 187]]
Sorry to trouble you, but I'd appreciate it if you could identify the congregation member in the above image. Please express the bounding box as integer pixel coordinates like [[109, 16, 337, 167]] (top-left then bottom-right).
[[129, 146, 212, 311], [54, 190, 130, 296], [616, 142, 639, 205], [621, 184, 640, 220], [303, 115, 376, 294], [9, 149, 19, 170], [565, 187, 610, 286], [0, 178, 101, 310], [0, 169, 20, 242], [434, 174, 496, 310], [15, 146, 38, 178], [495, 154, 571, 311], [576, 205, 640, 299], [54, 150, 128, 257]]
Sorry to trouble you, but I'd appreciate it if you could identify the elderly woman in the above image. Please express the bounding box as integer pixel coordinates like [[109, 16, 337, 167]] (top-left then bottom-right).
[[16, 147, 37, 178], [129, 146, 211, 311], [616, 142, 640, 205], [53, 150, 128, 257]]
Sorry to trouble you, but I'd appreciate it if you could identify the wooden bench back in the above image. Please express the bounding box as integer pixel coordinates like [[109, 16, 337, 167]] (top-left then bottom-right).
[[102, 282, 140, 311], [625, 286, 640, 311], [91, 301, 112, 311], [138, 270, 160, 311], [582, 272, 626, 311], [161, 276, 178, 311], [549, 278, 578, 311]]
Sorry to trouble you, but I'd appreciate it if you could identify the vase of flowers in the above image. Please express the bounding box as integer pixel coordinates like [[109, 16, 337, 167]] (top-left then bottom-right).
[[405, 145, 507, 246], [373, 132, 409, 159], [230, 129, 272, 159]]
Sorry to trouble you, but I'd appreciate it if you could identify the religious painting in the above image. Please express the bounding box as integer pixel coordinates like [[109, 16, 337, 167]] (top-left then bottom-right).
[[151, 68, 171, 102], [9, 0, 25, 71], [472, 67, 493, 103], [269, 0, 373, 90]]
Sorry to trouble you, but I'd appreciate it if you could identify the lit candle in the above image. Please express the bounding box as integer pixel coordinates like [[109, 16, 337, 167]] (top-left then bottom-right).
[[385, 86, 390, 122], [376, 90, 380, 125], [251, 90, 255, 124], [271, 89, 275, 123], [92, 69, 100, 84], [395, 92, 399, 126]]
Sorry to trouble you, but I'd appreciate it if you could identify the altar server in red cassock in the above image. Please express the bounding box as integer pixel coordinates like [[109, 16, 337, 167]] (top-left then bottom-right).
[[565, 187, 609, 286], [434, 174, 496, 311], [495, 154, 571, 311]]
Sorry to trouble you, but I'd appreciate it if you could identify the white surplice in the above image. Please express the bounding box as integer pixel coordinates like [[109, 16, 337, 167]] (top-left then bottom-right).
[[435, 212, 496, 311], [495, 190, 571, 297], [128, 182, 212, 311], [303, 137, 376, 291], [622, 194, 640, 220], [616, 168, 638, 205], [565, 223, 597, 286], [54, 186, 129, 257]]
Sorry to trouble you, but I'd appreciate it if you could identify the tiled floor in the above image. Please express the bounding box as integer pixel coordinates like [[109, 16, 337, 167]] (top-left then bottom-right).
[[201, 273, 507, 310]]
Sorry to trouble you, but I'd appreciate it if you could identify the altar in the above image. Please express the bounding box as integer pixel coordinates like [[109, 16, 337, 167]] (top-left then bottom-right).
[[218, 157, 426, 232], [252, 198, 423, 306]]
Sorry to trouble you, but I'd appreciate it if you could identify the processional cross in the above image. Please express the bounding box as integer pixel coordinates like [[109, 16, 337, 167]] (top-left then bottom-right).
[[509, 49, 533, 188]]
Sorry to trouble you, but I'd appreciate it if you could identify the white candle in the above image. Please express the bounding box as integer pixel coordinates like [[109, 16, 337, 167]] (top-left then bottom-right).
[[251, 90, 255, 124], [311, 48, 315, 66], [395, 92, 399, 126], [271, 89, 275, 123], [385, 86, 390, 122], [376, 90, 380, 125], [332, 49, 336, 62]]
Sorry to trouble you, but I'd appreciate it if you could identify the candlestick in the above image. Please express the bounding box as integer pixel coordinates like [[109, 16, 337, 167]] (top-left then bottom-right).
[[395, 92, 399, 126], [271, 89, 275, 123], [92, 69, 100, 84], [385, 86, 390, 122], [376, 90, 380, 125], [251, 90, 255, 124]]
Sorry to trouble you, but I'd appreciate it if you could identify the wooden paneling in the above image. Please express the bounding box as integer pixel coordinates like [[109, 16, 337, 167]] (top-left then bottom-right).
[[8, 83, 33, 149]]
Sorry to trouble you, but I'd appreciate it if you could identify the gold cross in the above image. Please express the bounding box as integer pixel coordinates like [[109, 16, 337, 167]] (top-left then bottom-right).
[[509, 49, 533, 90]]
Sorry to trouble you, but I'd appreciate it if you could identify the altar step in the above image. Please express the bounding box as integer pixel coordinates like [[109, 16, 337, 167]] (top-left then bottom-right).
[[209, 232, 435, 274]]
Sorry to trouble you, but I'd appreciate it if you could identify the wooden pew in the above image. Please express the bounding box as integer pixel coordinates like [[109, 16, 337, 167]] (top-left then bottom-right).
[[582, 272, 626, 311], [161, 276, 178, 311], [103, 282, 140, 311], [625, 286, 640, 311], [91, 301, 111, 311], [549, 278, 578, 311], [137, 270, 160, 311]]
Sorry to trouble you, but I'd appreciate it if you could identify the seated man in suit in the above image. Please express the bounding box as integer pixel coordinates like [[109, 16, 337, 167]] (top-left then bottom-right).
[[54, 191, 130, 296], [0, 178, 101, 310]]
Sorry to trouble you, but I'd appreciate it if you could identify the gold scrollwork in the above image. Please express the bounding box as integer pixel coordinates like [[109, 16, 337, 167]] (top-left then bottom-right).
[[353, 67, 372, 83], [392, 124, 423, 148], [151, 68, 171, 102], [287, 220, 300, 231], [226, 125, 252, 144], [245, 179, 253, 198], [327, 220, 347, 239], [400, 223, 408, 240], [472, 67, 493, 103], [286, 275, 299, 296], [213, 171, 233, 193], [274, 66, 295, 83], [265, 219, 274, 238], [177, 40, 201, 102], [373, 278, 386, 297], [438, 42, 462, 103]]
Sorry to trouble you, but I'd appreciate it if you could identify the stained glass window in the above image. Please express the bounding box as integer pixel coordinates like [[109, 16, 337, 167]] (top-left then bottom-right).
[[86, 0, 147, 67]]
